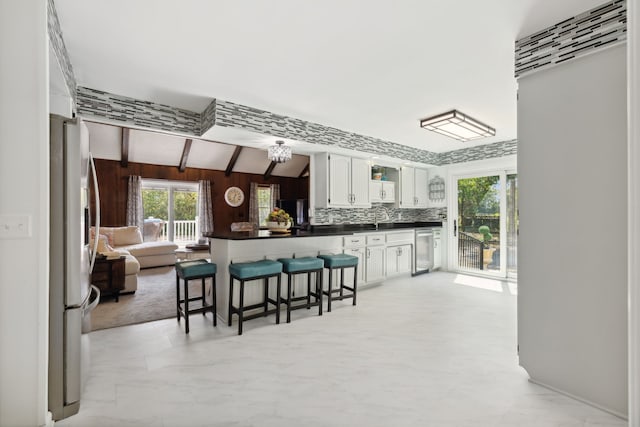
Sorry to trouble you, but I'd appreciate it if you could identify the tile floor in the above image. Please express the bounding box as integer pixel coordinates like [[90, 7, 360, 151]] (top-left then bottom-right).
[[58, 272, 627, 427]]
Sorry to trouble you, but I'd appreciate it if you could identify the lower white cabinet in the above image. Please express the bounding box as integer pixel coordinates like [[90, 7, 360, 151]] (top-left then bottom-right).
[[365, 245, 386, 283], [386, 244, 412, 276]]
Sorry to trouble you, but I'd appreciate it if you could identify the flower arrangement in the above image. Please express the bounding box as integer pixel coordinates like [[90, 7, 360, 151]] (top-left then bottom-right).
[[267, 208, 291, 225]]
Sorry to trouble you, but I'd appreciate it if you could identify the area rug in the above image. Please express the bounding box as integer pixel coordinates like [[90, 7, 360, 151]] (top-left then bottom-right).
[[90, 266, 212, 331]]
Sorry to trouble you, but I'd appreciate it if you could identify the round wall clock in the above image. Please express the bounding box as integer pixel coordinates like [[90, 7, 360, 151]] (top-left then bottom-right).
[[224, 186, 245, 207]]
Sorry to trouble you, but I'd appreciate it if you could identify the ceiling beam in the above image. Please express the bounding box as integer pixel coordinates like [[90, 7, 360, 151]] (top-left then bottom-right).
[[178, 138, 192, 172], [298, 162, 309, 178], [225, 145, 243, 176], [120, 128, 129, 167], [264, 161, 277, 180]]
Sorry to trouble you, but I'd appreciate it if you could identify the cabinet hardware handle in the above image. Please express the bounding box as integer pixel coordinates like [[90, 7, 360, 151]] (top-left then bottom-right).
[[366, 248, 370, 258]]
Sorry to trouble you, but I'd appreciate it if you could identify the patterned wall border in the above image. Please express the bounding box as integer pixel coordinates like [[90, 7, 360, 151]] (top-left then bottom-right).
[[48, 0, 77, 103], [515, 0, 626, 79], [214, 100, 441, 164], [77, 87, 202, 135], [77, 86, 516, 166]]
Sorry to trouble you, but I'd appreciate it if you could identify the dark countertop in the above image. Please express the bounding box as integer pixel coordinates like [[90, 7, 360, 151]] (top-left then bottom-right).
[[204, 221, 444, 241]]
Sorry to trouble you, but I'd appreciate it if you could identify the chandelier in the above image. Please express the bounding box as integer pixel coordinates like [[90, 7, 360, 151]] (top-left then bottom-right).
[[267, 140, 292, 163]]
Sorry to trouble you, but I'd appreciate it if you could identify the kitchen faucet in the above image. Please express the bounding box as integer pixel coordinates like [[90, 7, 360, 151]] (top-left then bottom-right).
[[373, 206, 390, 230]]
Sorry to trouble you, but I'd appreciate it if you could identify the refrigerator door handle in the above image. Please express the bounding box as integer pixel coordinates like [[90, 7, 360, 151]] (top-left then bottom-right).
[[88, 153, 101, 274]]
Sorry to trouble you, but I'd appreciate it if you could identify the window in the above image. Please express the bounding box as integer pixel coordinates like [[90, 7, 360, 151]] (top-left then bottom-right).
[[257, 186, 271, 227], [141, 179, 198, 245]]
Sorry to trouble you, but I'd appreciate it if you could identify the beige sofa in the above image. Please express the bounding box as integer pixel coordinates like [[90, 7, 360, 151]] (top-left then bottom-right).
[[94, 226, 178, 269], [91, 233, 141, 293]]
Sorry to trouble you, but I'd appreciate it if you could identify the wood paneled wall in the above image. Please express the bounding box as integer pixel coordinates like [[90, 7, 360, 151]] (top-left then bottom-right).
[[93, 159, 309, 231]]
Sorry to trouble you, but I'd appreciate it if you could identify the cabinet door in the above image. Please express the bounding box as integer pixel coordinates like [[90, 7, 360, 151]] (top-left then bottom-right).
[[370, 180, 383, 203], [400, 167, 415, 208], [397, 244, 412, 274], [382, 181, 395, 202], [386, 246, 399, 276], [328, 154, 351, 207], [366, 246, 386, 282], [344, 247, 366, 284], [414, 168, 429, 208], [351, 158, 371, 207]]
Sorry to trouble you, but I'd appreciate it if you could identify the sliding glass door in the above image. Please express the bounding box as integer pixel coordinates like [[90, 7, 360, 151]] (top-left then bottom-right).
[[141, 179, 198, 245], [452, 170, 517, 277]]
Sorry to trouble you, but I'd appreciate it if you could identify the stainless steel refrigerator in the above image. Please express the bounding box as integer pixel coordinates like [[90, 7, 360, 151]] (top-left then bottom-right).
[[48, 115, 101, 420]]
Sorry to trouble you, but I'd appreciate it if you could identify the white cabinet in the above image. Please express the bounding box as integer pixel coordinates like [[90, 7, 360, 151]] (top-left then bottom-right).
[[313, 153, 370, 208], [399, 166, 428, 208], [433, 228, 442, 270], [386, 244, 412, 276], [365, 245, 386, 282], [370, 180, 396, 203]]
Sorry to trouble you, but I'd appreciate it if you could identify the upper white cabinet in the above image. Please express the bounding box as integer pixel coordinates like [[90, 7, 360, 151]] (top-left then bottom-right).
[[399, 166, 428, 208], [313, 153, 371, 208], [370, 180, 396, 203]]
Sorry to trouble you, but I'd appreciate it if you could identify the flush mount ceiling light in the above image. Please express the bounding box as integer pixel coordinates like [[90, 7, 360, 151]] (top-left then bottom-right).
[[267, 140, 292, 163], [420, 110, 496, 142]]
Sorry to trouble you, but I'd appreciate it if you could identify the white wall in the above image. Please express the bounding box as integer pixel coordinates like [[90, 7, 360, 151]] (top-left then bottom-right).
[[0, 1, 51, 426], [518, 44, 628, 416], [628, 0, 639, 425]]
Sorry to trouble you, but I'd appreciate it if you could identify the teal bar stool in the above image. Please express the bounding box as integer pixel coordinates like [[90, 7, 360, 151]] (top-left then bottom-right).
[[277, 257, 324, 323], [175, 259, 217, 334], [317, 253, 359, 312], [228, 259, 283, 335]]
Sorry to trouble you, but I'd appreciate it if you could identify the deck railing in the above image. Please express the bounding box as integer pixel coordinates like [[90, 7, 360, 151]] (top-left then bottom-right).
[[158, 219, 199, 245], [458, 231, 484, 270]]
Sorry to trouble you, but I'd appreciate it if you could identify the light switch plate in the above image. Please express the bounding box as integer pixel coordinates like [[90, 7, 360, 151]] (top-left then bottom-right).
[[0, 215, 32, 239]]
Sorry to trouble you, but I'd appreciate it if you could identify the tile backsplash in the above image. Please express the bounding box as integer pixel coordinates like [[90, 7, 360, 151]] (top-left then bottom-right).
[[312, 206, 447, 225]]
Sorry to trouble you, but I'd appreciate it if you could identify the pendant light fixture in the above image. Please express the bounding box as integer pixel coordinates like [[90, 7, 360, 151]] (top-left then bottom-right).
[[267, 140, 292, 163], [420, 110, 495, 142]]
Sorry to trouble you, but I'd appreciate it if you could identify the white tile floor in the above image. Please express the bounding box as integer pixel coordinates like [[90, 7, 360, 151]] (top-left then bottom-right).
[[58, 272, 627, 427]]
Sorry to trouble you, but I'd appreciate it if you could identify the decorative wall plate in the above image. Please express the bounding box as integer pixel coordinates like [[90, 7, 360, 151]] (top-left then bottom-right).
[[224, 186, 244, 207]]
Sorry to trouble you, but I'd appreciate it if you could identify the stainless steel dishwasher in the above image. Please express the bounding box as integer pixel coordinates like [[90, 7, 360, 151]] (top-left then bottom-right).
[[413, 228, 434, 275]]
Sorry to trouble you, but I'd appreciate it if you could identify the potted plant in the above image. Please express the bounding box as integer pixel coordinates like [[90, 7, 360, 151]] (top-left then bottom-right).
[[266, 208, 292, 233], [478, 225, 495, 270]]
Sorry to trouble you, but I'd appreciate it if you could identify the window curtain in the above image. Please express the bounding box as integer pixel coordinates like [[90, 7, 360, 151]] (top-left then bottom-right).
[[269, 184, 280, 211], [126, 175, 143, 229], [198, 180, 214, 236], [248, 182, 260, 226]]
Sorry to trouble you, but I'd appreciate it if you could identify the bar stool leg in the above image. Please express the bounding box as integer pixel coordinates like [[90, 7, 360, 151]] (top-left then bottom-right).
[[201, 277, 206, 314], [353, 265, 358, 306], [340, 268, 345, 297], [275, 275, 281, 324], [317, 269, 323, 316], [238, 280, 245, 335], [228, 278, 234, 327], [286, 273, 292, 323], [263, 278, 269, 313], [306, 272, 311, 309], [184, 278, 190, 334], [176, 272, 181, 322], [327, 268, 333, 312]]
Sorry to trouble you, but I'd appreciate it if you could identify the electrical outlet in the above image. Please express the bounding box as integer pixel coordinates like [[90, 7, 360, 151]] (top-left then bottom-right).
[[0, 215, 32, 239]]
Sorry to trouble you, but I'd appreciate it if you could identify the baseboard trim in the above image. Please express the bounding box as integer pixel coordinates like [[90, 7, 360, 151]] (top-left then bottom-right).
[[527, 378, 628, 420]]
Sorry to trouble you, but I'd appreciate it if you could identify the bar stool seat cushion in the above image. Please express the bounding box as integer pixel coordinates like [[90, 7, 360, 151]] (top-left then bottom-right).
[[176, 259, 217, 279], [277, 257, 324, 273], [318, 254, 359, 269], [229, 259, 282, 279]]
